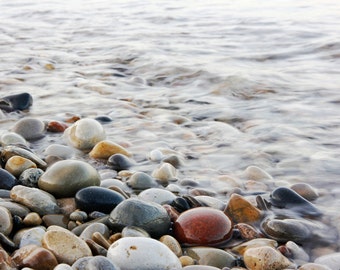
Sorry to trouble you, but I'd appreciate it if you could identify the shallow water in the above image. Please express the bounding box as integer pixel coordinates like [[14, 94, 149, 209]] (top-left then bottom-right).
[[1, 0, 340, 247]]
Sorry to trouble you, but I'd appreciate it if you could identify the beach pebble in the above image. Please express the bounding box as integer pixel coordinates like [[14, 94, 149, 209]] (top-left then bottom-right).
[[5, 155, 37, 177], [15, 227, 46, 248], [107, 237, 182, 270], [42, 226, 92, 265], [159, 235, 182, 257], [151, 162, 177, 184], [19, 168, 44, 188], [138, 188, 177, 205], [108, 198, 171, 238], [89, 140, 131, 159], [290, 183, 319, 201], [23, 212, 42, 226], [194, 196, 226, 210], [314, 253, 340, 270], [79, 223, 110, 241], [54, 264, 73, 270], [0, 131, 28, 146], [42, 214, 69, 228], [12, 244, 58, 270], [38, 160, 100, 198], [0, 168, 18, 190], [148, 149, 164, 161], [0, 206, 13, 236], [279, 240, 309, 264], [121, 226, 150, 238], [231, 238, 278, 255], [0, 244, 15, 268], [72, 255, 120, 270], [173, 207, 233, 246], [75, 186, 125, 214], [242, 165, 273, 181], [12, 117, 45, 140], [0, 92, 33, 112], [182, 266, 220, 270], [299, 263, 332, 270], [63, 118, 106, 150], [0, 201, 30, 217], [179, 255, 195, 267], [107, 154, 134, 171], [44, 144, 74, 160], [46, 121, 68, 133], [127, 172, 158, 190], [10, 185, 60, 216]]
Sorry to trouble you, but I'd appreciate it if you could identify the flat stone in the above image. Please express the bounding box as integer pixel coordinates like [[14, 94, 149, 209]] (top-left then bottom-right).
[[79, 223, 110, 241], [19, 168, 44, 188], [0, 131, 28, 146], [314, 253, 340, 270], [89, 140, 131, 159], [14, 227, 46, 248], [0, 201, 30, 218]]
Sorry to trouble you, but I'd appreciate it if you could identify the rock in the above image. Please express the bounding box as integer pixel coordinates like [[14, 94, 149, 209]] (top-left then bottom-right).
[[54, 264, 73, 270], [12, 117, 45, 140], [0, 244, 15, 269], [38, 160, 100, 198], [107, 154, 134, 171], [108, 198, 171, 238], [159, 235, 182, 257], [314, 253, 340, 270], [242, 165, 273, 181], [5, 156, 37, 177], [75, 186, 125, 214], [0, 206, 13, 236], [63, 118, 106, 150], [0, 168, 18, 190], [231, 238, 278, 256], [79, 223, 110, 241], [69, 211, 88, 222], [89, 140, 131, 159], [12, 244, 58, 270], [0, 201, 30, 217], [14, 227, 46, 248], [0, 131, 28, 146], [278, 241, 309, 265], [234, 223, 262, 240], [23, 212, 42, 226], [10, 185, 60, 216], [138, 188, 177, 205], [19, 168, 44, 188], [224, 193, 262, 223], [182, 266, 221, 270], [290, 183, 319, 201], [42, 226, 92, 265], [107, 237, 182, 270], [44, 144, 74, 160], [0, 92, 33, 112], [194, 196, 226, 210], [173, 207, 233, 247], [126, 172, 158, 190], [72, 255, 120, 270], [148, 149, 164, 161], [179, 255, 195, 267], [121, 226, 150, 238], [243, 246, 295, 270], [299, 263, 332, 270], [46, 121, 68, 133], [42, 214, 69, 229], [151, 162, 177, 184]]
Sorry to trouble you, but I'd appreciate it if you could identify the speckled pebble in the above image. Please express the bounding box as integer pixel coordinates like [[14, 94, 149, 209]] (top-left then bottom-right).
[[19, 168, 44, 188], [159, 235, 182, 257], [12, 117, 45, 140]]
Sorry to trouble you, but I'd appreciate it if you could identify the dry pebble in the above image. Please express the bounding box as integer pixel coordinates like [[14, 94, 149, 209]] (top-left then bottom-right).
[[5, 155, 37, 177]]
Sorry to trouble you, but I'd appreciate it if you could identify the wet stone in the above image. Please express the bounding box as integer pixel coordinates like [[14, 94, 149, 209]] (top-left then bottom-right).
[[107, 153, 134, 171], [194, 196, 226, 210], [75, 186, 125, 214], [19, 168, 44, 188], [0, 168, 18, 190], [11, 117, 45, 140], [71, 255, 120, 270], [79, 223, 110, 241], [0, 206, 13, 236], [0, 92, 33, 112], [5, 155, 37, 177], [46, 121, 68, 133], [173, 207, 233, 247], [290, 183, 319, 201], [242, 165, 273, 181], [151, 162, 178, 185], [38, 160, 101, 198], [89, 140, 131, 159], [159, 235, 182, 257], [69, 211, 88, 222], [314, 252, 340, 270], [0, 131, 28, 146], [121, 226, 150, 238], [44, 144, 74, 160], [138, 188, 177, 205], [126, 171, 158, 190]]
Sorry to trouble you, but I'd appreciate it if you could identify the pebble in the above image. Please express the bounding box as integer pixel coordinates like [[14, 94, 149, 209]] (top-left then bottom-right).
[[5, 155, 37, 177], [46, 120, 68, 133], [11, 117, 45, 140], [242, 165, 273, 181], [138, 187, 177, 205], [0, 200, 30, 217], [23, 212, 42, 226], [107, 153, 134, 171], [75, 186, 125, 214], [44, 144, 75, 160], [89, 140, 131, 159], [182, 266, 221, 270], [42, 226, 92, 265], [63, 118, 106, 150], [54, 264, 73, 270], [173, 207, 233, 247], [278, 240, 309, 265], [38, 160, 101, 198], [69, 211, 88, 222], [126, 171, 158, 190], [19, 168, 44, 188], [0, 131, 28, 146], [71, 255, 120, 270], [148, 149, 164, 161], [10, 185, 60, 216], [290, 183, 319, 201], [159, 235, 182, 257], [151, 162, 178, 184], [121, 226, 150, 238], [234, 223, 262, 240], [107, 237, 182, 270], [0, 168, 18, 190], [14, 227, 46, 248], [108, 198, 171, 238], [0, 206, 13, 236], [194, 196, 226, 210], [179, 255, 195, 267], [79, 223, 110, 242], [231, 238, 278, 255], [314, 252, 340, 270], [299, 263, 333, 270], [42, 214, 69, 228]]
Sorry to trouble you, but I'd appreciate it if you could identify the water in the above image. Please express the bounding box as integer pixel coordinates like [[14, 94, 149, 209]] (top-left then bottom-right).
[[1, 0, 340, 245]]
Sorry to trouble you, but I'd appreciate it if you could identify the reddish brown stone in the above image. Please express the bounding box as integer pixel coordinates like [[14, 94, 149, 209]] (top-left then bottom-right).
[[173, 207, 232, 247], [46, 121, 68, 133]]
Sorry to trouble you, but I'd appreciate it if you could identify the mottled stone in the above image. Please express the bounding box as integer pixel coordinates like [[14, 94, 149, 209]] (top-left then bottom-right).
[[278, 241, 309, 265], [89, 140, 131, 159], [5, 156, 37, 177], [159, 235, 182, 257], [42, 226, 92, 265], [75, 186, 125, 214], [107, 154, 134, 171], [126, 172, 158, 190], [108, 198, 171, 238], [0, 168, 18, 190], [12, 244, 58, 270], [14, 227, 46, 248], [63, 118, 106, 150], [12, 117, 45, 140], [72, 255, 120, 270], [138, 188, 177, 205], [314, 253, 340, 270], [19, 168, 44, 188], [0, 206, 13, 236], [151, 162, 177, 184], [173, 207, 233, 247], [10, 185, 60, 216], [38, 160, 100, 198], [234, 223, 262, 240], [107, 237, 181, 270]]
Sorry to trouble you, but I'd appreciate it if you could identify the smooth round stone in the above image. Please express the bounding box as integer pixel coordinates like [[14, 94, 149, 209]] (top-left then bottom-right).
[[0, 206, 13, 236], [173, 207, 233, 247], [100, 179, 128, 190], [42, 214, 69, 228], [12, 117, 45, 140], [242, 165, 273, 181], [46, 120, 68, 133], [79, 223, 110, 241], [121, 226, 150, 238], [63, 118, 106, 150], [19, 168, 44, 188], [38, 160, 101, 198], [299, 263, 333, 270], [0, 201, 30, 217], [138, 188, 177, 205], [5, 155, 37, 177], [12, 244, 58, 270], [280, 241, 309, 264], [148, 149, 164, 161], [107, 154, 134, 171], [72, 256, 120, 270], [23, 212, 42, 226], [0, 131, 28, 146], [159, 235, 182, 257], [54, 264, 73, 270], [75, 186, 125, 214], [107, 237, 182, 270], [180, 256, 195, 267], [69, 211, 88, 222], [244, 246, 295, 270], [290, 183, 319, 201], [126, 172, 158, 190], [0, 168, 18, 190], [314, 253, 340, 270], [10, 185, 60, 216], [1, 92, 33, 112], [44, 144, 74, 160], [89, 140, 131, 159], [14, 227, 46, 248], [151, 162, 177, 184], [108, 198, 171, 238], [194, 196, 226, 210], [42, 226, 92, 265]]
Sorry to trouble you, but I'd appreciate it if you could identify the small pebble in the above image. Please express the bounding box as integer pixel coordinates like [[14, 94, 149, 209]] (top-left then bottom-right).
[[0, 131, 28, 146], [19, 168, 44, 188], [71, 255, 120, 270], [107, 153, 134, 171], [11, 117, 45, 140], [151, 162, 178, 184], [0, 168, 18, 190], [242, 165, 273, 181], [126, 171, 158, 190], [159, 235, 183, 257], [89, 140, 131, 159], [23, 212, 42, 226], [121, 226, 150, 238], [138, 188, 177, 205], [5, 155, 37, 177]]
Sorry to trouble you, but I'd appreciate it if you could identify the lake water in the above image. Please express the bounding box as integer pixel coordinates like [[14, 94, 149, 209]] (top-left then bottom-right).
[[1, 0, 340, 250]]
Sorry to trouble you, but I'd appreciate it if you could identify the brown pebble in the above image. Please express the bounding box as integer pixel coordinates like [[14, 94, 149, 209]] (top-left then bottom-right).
[[85, 239, 108, 256], [92, 232, 111, 249], [42, 214, 69, 228], [108, 232, 122, 244], [23, 212, 42, 226], [180, 255, 195, 267], [234, 223, 262, 240], [290, 183, 319, 201], [46, 121, 68, 133]]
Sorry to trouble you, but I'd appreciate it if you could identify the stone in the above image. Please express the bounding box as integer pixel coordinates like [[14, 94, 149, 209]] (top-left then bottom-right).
[[0, 244, 15, 269], [290, 183, 319, 201], [19, 168, 44, 188], [38, 160, 101, 198], [0, 92, 33, 112], [54, 264, 73, 270], [44, 144, 74, 160], [75, 186, 125, 214], [72, 256, 120, 270], [79, 223, 110, 241], [12, 117, 45, 140], [0, 131, 28, 146], [242, 165, 273, 181], [10, 185, 60, 216], [46, 121, 68, 133], [0, 206, 13, 236], [121, 226, 150, 238], [159, 235, 182, 257], [194, 196, 226, 210], [231, 238, 278, 256], [278, 241, 309, 265], [234, 223, 262, 240], [179, 255, 195, 267], [0, 201, 30, 217], [12, 244, 58, 270], [42, 226, 92, 265], [23, 212, 42, 226], [138, 188, 177, 205], [148, 149, 164, 162], [89, 140, 131, 159], [108, 198, 171, 238], [69, 211, 88, 222], [14, 227, 46, 248], [314, 253, 340, 270], [107, 237, 182, 270], [224, 193, 262, 223], [243, 246, 295, 270], [5, 156, 37, 177], [126, 172, 158, 190], [182, 266, 221, 270], [173, 207, 233, 247], [299, 263, 332, 270], [151, 162, 177, 184], [42, 214, 69, 228], [107, 154, 134, 171], [0, 168, 18, 190], [63, 118, 106, 150]]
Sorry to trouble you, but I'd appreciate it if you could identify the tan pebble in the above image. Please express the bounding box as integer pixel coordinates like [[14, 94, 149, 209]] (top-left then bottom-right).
[[298, 263, 332, 270], [56, 198, 77, 216], [151, 162, 177, 184], [89, 140, 131, 159], [0, 245, 15, 268], [232, 238, 278, 255], [290, 183, 319, 201], [242, 165, 273, 181], [180, 255, 195, 267], [108, 232, 122, 244], [92, 232, 111, 249], [23, 212, 42, 226], [244, 180, 268, 192], [5, 156, 37, 177], [159, 235, 182, 257], [0, 206, 13, 236], [44, 63, 55, 70], [85, 239, 108, 256]]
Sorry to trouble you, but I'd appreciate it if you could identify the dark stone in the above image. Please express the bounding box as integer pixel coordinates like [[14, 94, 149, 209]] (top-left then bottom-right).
[[0, 169, 18, 190], [19, 168, 44, 188], [75, 186, 125, 214], [94, 115, 113, 123], [107, 153, 134, 171], [0, 93, 33, 112]]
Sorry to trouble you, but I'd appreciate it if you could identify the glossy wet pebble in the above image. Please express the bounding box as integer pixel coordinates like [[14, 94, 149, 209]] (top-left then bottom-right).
[[126, 172, 158, 190], [0, 206, 13, 236], [0, 168, 18, 190], [159, 235, 182, 257], [38, 160, 100, 197], [107, 153, 134, 171], [89, 140, 131, 159], [107, 237, 182, 270], [0, 92, 33, 112], [108, 198, 171, 238], [75, 186, 125, 214], [63, 118, 106, 150], [138, 187, 177, 204], [290, 183, 319, 201], [151, 162, 178, 184], [0, 131, 28, 146], [173, 207, 233, 246], [12, 117, 45, 140], [44, 144, 75, 160], [72, 255, 120, 270]]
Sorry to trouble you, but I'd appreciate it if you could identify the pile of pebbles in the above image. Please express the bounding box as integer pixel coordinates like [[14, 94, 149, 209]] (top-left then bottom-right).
[[0, 93, 339, 270]]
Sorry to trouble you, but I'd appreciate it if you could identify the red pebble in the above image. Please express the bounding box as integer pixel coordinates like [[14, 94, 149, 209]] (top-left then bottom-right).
[[47, 121, 68, 132], [173, 207, 233, 247]]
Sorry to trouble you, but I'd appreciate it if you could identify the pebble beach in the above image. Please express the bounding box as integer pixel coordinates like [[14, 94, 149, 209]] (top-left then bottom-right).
[[1, 0, 340, 270]]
